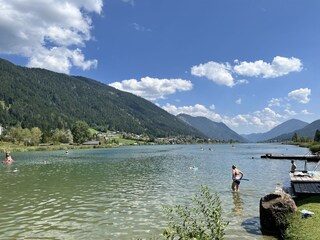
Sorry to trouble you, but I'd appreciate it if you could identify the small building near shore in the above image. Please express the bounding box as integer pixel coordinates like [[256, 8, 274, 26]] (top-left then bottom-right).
[[82, 141, 101, 146]]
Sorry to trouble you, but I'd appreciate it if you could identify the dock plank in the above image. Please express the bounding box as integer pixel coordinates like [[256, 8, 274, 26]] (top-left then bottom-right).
[[292, 182, 320, 194], [289, 171, 320, 182]]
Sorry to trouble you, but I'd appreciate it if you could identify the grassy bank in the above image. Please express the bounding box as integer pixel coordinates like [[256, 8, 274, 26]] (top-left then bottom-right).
[[285, 196, 320, 240], [0, 139, 147, 154]]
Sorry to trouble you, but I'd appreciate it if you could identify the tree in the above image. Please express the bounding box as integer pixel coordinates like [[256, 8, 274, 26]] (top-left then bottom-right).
[[51, 129, 73, 144], [292, 132, 298, 142], [30, 127, 42, 146], [21, 128, 31, 146], [314, 129, 320, 142], [71, 121, 91, 144]]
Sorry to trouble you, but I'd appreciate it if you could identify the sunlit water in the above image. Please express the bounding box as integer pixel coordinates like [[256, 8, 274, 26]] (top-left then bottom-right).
[[0, 143, 314, 239]]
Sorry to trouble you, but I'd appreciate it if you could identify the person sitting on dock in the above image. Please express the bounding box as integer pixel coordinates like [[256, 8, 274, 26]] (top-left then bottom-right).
[[232, 165, 243, 192], [290, 160, 297, 173]]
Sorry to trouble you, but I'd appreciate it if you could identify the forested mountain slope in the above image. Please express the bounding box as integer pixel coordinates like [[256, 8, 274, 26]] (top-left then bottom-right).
[[0, 58, 203, 137]]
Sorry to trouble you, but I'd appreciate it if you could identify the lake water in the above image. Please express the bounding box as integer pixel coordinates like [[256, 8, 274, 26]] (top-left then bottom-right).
[[0, 143, 314, 239]]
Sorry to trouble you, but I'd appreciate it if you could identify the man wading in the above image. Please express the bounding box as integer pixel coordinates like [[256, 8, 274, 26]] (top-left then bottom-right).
[[231, 165, 243, 192]]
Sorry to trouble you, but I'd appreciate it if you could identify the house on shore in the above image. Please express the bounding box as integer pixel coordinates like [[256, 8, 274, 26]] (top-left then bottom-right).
[[82, 141, 101, 146]]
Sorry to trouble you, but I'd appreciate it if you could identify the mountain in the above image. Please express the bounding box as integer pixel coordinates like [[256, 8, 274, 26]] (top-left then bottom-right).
[[0, 58, 204, 137], [270, 119, 320, 141], [177, 113, 247, 142], [242, 119, 309, 142]]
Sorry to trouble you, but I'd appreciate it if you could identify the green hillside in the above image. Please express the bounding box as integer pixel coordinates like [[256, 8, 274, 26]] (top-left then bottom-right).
[[0, 58, 203, 137]]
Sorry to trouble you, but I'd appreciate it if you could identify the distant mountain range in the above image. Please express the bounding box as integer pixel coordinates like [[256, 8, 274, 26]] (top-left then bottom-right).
[[242, 119, 309, 142], [177, 114, 320, 143], [177, 114, 247, 142], [269, 119, 320, 142]]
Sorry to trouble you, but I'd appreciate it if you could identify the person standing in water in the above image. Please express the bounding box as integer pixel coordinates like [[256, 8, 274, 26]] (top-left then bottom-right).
[[231, 165, 243, 192]]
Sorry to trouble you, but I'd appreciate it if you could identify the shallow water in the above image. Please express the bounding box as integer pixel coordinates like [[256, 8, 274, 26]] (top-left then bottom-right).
[[0, 143, 312, 239]]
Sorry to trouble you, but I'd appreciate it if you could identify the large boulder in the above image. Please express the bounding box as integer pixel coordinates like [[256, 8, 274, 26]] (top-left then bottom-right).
[[259, 192, 297, 237]]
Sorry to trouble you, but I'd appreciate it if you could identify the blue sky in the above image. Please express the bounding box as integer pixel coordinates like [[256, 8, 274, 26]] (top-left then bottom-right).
[[0, 0, 319, 134]]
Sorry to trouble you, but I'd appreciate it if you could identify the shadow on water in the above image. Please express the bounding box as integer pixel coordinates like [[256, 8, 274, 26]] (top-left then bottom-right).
[[241, 217, 277, 240], [241, 217, 262, 236]]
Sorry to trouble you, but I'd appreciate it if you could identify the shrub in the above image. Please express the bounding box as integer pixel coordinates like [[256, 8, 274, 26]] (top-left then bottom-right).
[[163, 185, 228, 240]]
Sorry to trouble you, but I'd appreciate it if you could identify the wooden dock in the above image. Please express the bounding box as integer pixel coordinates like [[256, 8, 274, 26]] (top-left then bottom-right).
[[261, 153, 320, 162], [290, 171, 320, 195]]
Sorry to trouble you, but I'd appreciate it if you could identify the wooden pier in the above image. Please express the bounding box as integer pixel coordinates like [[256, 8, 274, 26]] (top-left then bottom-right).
[[290, 171, 320, 195], [261, 153, 320, 162]]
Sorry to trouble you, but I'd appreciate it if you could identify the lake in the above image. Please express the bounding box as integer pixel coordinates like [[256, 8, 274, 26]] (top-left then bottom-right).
[[0, 143, 314, 239]]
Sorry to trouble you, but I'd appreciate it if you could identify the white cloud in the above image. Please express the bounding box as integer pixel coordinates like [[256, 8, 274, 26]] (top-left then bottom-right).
[[192, 56, 303, 87], [288, 88, 311, 104], [0, 0, 102, 73], [191, 62, 235, 87], [162, 103, 222, 122], [235, 98, 242, 104], [130, 23, 151, 32], [122, 0, 135, 6], [268, 98, 282, 107], [301, 109, 313, 115], [209, 104, 216, 110], [109, 77, 193, 101], [284, 109, 297, 116], [234, 56, 302, 78]]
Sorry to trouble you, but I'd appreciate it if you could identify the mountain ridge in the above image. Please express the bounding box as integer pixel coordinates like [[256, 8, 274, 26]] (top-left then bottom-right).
[[177, 113, 247, 142], [242, 119, 309, 142]]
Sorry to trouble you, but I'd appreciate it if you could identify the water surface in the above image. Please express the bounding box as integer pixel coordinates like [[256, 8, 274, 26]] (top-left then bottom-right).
[[0, 143, 312, 239]]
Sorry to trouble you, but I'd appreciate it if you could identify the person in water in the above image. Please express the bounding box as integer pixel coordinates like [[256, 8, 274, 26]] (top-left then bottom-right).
[[290, 160, 297, 173], [232, 165, 243, 192], [3, 150, 14, 164]]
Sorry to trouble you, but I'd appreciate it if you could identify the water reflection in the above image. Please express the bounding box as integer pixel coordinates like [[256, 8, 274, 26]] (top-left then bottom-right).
[[232, 192, 244, 217]]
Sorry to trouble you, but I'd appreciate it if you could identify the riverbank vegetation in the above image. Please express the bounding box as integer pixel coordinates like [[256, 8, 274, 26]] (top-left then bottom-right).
[[0, 120, 235, 154], [290, 130, 320, 153], [163, 185, 228, 240], [285, 196, 320, 240]]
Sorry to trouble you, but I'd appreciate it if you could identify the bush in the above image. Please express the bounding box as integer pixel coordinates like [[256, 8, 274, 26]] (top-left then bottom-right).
[[163, 185, 228, 240]]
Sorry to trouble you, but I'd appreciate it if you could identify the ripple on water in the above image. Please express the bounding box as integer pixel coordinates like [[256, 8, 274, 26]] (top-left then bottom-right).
[[0, 144, 302, 239]]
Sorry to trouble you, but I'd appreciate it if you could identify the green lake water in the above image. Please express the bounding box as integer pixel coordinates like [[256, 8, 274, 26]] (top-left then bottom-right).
[[0, 143, 314, 239]]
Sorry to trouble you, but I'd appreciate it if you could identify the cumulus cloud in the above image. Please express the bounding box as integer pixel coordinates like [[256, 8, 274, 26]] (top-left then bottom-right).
[[268, 98, 283, 107], [191, 56, 303, 87], [234, 56, 302, 78], [109, 77, 193, 101], [0, 0, 102, 73], [235, 98, 242, 105], [288, 88, 311, 104], [191, 62, 235, 87]]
